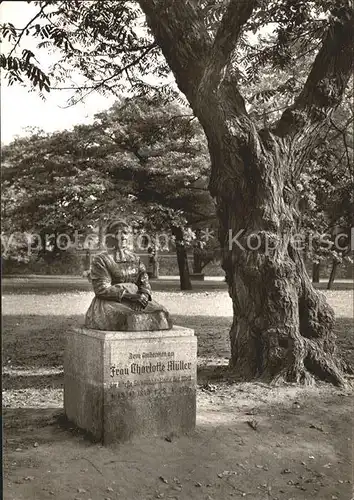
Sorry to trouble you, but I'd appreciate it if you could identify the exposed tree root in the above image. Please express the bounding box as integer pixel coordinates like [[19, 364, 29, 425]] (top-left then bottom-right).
[[227, 244, 349, 388]]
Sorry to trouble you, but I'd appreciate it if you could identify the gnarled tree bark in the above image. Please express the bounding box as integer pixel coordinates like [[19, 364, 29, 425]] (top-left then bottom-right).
[[139, 0, 354, 385]]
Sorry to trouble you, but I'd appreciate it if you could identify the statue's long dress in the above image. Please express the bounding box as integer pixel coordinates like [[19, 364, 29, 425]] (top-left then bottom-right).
[[85, 250, 172, 331]]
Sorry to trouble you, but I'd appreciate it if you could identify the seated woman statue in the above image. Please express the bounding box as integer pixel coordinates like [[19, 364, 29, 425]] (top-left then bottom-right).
[[85, 220, 172, 331]]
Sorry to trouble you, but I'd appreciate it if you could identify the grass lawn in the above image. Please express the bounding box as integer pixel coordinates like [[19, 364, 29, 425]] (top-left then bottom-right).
[[2, 287, 353, 500]]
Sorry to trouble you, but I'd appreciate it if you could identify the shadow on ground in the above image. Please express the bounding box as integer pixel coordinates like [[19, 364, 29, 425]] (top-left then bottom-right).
[[2, 313, 231, 367], [2, 315, 83, 368], [334, 318, 354, 369], [3, 313, 232, 390], [3, 313, 353, 392]]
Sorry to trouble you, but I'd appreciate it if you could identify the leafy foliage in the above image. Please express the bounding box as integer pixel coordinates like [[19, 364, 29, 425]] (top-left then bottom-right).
[[1, 95, 214, 258], [1, 0, 350, 110], [2, 0, 351, 262], [298, 95, 354, 265], [0, 50, 51, 91]]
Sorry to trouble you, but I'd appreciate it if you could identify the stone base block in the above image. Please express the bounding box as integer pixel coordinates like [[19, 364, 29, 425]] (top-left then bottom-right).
[[64, 326, 197, 444]]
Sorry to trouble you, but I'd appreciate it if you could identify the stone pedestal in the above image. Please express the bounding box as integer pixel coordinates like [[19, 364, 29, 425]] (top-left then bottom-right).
[[64, 326, 197, 444]]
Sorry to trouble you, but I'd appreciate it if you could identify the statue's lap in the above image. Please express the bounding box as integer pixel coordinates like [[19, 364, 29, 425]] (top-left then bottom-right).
[[84, 297, 173, 331]]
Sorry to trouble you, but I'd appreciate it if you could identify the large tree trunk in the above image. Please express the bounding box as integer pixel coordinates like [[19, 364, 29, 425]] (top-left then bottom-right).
[[216, 143, 346, 386], [138, 0, 352, 386], [172, 226, 192, 290]]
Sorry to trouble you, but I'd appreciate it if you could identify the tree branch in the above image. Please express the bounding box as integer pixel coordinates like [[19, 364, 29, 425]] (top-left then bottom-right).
[[199, 0, 257, 95], [329, 115, 354, 139], [8, 1, 50, 58], [139, 0, 257, 162], [138, 0, 211, 104], [55, 44, 156, 107], [273, 8, 354, 137], [51, 42, 155, 92]]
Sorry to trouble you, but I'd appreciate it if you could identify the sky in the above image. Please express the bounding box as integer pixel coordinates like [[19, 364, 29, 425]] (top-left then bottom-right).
[[1, 1, 116, 144], [1, 1, 266, 145]]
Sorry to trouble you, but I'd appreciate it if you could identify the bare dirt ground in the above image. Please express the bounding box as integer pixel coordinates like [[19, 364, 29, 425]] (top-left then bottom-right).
[[2, 286, 354, 500]]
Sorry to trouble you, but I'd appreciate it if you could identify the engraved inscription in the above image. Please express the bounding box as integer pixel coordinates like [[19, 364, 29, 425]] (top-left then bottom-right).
[[110, 353, 192, 379], [108, 384, 194, 399], [108, 343, 196, 400], [128, 351, 175, 360]]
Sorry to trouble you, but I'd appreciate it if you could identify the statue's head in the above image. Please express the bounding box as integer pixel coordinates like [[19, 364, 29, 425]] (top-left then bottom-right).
[[105, 219, 132, 250]]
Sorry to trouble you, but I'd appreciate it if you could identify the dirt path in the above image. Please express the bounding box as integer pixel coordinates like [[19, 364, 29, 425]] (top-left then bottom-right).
[[4, 383, 353, 500]]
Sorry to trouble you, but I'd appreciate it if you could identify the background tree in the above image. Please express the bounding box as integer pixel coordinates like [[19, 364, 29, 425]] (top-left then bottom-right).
[[296, 88, 353, 288], [1, 0, 353, 384], [70, 95, 214, 290], [1, 126, 127, 262], [2, 95, 214, 288]]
